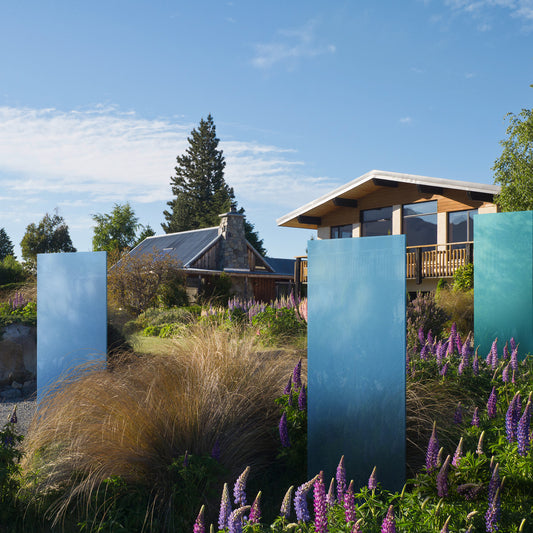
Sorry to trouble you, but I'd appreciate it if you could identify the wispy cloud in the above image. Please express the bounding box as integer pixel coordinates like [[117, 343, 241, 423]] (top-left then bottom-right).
[[0, 106, 336, 209], [399, 116, 413, 125], [444, 0, 533, 22], [251, 20, 336, 69]]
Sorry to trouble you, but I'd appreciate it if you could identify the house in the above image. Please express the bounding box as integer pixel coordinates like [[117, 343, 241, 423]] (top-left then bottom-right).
[[276, 170, 501, 292], [129, 211, 295, 301]]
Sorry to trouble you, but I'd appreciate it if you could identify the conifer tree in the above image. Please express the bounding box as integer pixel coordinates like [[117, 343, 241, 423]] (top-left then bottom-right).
[[162, 115, 266, 255], [0, 228, 15, 261]]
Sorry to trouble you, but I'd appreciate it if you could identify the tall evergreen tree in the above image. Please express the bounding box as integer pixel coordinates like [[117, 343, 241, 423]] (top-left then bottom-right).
[[0, 228, 15, 261], [162, 115, 266, 255]]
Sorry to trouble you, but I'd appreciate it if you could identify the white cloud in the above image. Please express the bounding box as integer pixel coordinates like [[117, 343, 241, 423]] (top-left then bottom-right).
[[399, 116, 413, 125], [444, 0, 533, 22], [251, 20, 336, 69], [0, 106, 336, 209]]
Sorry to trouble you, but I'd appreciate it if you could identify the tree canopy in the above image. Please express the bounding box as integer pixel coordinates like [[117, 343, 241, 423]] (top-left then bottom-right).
[[493, 108, 533, 212], [92, 203, 140, 253], [0, 228, 15, 261], [20, 212, 76, 267], [162, 114, 266, 255]]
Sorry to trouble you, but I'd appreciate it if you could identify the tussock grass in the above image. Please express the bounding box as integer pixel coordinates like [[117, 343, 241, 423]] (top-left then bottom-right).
[[21, 324, 301, 528], [435, 288, 474, 338]]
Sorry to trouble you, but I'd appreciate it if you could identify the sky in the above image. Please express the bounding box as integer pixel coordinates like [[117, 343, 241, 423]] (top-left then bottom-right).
[[0, 0, 532, 260]]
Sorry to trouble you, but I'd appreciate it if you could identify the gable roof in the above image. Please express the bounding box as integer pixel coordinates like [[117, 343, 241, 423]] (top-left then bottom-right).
[[277, 170, 501, 229], [129, 227, 220, 267]]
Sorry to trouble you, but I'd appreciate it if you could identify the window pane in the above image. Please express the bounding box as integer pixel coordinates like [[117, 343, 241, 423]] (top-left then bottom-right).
[[403, 200, 437, 217], [403, 214, 437, 246], [361, 206, 392, 223], [361, 207, 392, 236], [468, 210, 477, 241], [331, 225, 353, 239], [449, 211, 468, 243]]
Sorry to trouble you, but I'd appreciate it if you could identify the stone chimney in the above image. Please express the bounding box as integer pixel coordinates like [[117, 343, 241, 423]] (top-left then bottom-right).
[[218, 211, 249, 270]]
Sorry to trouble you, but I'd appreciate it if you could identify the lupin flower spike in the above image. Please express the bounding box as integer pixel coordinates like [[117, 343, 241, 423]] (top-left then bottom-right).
[[193, 505, 205, 533], [313, 472, 328, 533], [485, 488, 501, 533], [343, 480, 356, 523], [476, 431, 485, 455], [294, 475, 319, 522], [471, 407, 480, 427], [352, 519, 363, 532], [218, 483, 232, 530], [502, 363, 510, 383], [9, 406, 17, 424], [283, 376, 292, 395], [233, 466, 250, 506], [440, 516, 451, 533], [368, 466, 377, 490], [381, 505, 396, 533], [517, 401, 531, 456], [280, 485, 293, 518], [292, 359, 302, 388], [487, 387, 497, 419], [336, 455, 346, 501], [452, 437, 463, 467], [248, 491, 261, 524], [228, 506, 251, 533], [426, 422, 439, 472], [298, 385, 307, 411], [472, 350, 479, 376], [279, 412, 290, 448], [326, 478, 335, 506], [436, 455, 451, 498]]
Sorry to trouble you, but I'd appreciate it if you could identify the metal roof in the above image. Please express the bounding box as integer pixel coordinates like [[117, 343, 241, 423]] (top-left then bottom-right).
[[129, 227, 219, 267], [264, 257, 296, 276]]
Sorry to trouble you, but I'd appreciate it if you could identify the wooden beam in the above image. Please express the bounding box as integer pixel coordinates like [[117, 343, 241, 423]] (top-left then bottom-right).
[[417, 184, 443, 195], [372, 178, 398, 188], [332, 197, 358, 208], [297, 215, 321, 225], [467, 191, 494, 203]]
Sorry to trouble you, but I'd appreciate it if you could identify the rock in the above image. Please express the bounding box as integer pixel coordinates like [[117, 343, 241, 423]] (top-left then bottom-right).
[[22, 380, 36, 396], [0, 324, 36, 386], [1, 388, 22, 400], [11, 381, 22, 389]]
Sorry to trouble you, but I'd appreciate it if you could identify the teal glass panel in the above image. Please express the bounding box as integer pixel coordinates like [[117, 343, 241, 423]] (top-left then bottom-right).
[[37, 252, 107, 399], [307, 236, 406, 491], [474, 212, 533, 358]]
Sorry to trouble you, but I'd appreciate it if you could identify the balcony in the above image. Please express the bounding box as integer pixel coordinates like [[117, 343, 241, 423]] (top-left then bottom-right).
[[294, 241, 473, 285]]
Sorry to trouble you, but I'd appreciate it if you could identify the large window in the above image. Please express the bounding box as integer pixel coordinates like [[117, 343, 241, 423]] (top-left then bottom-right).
[[448, 209, 476, 244], [402, 200, 437, 247], [361, 206, 392, 237], [331, 225, 353, 239]]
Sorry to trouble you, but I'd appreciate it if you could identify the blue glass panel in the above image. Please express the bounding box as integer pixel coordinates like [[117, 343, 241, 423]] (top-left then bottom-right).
[[474, 212, 533, 358], [37, 252, 107, 399], [307, 236, 406, 491]]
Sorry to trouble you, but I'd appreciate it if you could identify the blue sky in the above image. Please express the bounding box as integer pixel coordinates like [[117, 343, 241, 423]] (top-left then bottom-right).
[[0, 0, 532, 259]]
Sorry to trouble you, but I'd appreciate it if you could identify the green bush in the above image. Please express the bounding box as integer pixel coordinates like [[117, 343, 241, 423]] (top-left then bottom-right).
[[252, 307, 306, 343], [197, 273, 233, 305], [0, 256, 26, 286], [406, 292, 449, 352], [0, 301, 37, 328], [157, 277, 189, 308], [453, 263, 474, 291]]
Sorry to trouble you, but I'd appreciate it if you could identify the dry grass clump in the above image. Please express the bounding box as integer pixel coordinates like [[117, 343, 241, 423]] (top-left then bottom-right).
[[21, 324, 301, 527], [435, 288, 474, 338]]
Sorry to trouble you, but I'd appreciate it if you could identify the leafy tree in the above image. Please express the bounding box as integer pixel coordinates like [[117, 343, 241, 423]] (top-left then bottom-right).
[[162, 114, 266, 255], [132, 225, 156, 249], [493, 108, 533, 211], [20, 212, 76, 268], [92, 203, 140, 253], [0, 228, 14, 261], [108, 250, 185, 314]]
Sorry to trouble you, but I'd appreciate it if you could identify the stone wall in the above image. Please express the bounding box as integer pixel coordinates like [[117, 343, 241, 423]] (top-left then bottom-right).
[[218, 212, 248, 270]]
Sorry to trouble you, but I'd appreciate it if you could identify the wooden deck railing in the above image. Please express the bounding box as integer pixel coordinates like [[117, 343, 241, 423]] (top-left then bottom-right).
[[294, 242, 473, 285]]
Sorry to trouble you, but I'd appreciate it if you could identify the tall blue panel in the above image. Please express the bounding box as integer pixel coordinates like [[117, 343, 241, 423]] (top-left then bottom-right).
[[37, 252, 107, 399], [308, 236, 406, 491], [474, 212, 533, 357]]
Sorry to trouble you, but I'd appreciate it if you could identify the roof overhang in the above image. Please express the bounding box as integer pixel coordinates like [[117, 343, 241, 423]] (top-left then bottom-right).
[[276, 170, 501, 229]]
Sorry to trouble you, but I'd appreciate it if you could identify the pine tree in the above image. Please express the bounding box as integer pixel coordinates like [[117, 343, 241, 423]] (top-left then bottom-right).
[[0, 228, 15, 261], [162, 115, 266, 255]]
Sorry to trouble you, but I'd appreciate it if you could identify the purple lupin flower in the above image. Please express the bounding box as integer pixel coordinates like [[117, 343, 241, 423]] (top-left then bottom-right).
[[233, 466, 250, 506], [283, 376, 292, 395], [279, 412, 290, 448], [292, 359, 302, 389], [352, 519, 363, 532], [294, 475, 319, 522], [228, 506, 251, 533], [486, 488, 501, 533], [9, 406, 17, 424], [510, 337, 517, 351], [381, 505, 396, 533], [418, 326, 425, 347], [368, 466, 377, 490], [511, 347, 519, 371], [426, 422, 439, 472], [336, 455, 346, 502], [420, 344, 429, 361], [193, 505, 205, 533], [455, 334, 463, 355], [488, 463, 500, 503], [472, 351, 479, 376], [490, 339, 498, 370], [427, 329, 433, 346], [487, 387, 497, 419], [280, 486, 293, 519], [446, 334, 454, 357], [454, 402, 463, 424], [502, 363, 510, 383], [313, 473, 328, 533], [517, 401, 531, 456], [452, 437, 463, 467], [326, 478, 335, 506], [436, 455, 451, 498], [343, 480, 356, 523], [218, 483, 232, 530], [440, 516, 451, 533], [436, 341, 445, 365], [248, 491, 261, 524], [471, 407, 480, 427], [503, 343, 509, 360], [440, 362, 449, 376], [506, 394, 518, 442], [298, 385, 307, 411]]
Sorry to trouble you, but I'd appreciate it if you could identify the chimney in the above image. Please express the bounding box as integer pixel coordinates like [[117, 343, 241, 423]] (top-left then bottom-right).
[[218, 211, 248, 270]]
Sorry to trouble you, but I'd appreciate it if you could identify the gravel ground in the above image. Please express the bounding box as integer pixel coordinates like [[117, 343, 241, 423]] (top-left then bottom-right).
[[0, 395, 37, 436]]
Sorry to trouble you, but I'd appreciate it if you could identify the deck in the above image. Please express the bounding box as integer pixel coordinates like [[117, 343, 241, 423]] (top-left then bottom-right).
[[294, 241, 473, 285]]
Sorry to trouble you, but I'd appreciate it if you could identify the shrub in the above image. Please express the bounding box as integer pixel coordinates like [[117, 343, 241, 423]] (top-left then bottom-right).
[[197, 273, 233, 305], [0, 256, 26, 286], [406, 292, 449, 352], [157, 277, 189, 308], [435, 287, 474, 338], [252, 307, 306, 343], [453, 263, 474, 291]]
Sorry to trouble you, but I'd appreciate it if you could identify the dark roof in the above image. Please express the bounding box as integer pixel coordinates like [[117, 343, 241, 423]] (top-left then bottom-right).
[[129, 227, 219, 267], [264, 257, 295, 276]]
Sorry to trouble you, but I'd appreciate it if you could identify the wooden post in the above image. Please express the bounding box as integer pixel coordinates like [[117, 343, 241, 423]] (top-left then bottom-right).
[[295, 257, 301, 296], [415, 247, 423, 285], [466, 242, 473, 265]]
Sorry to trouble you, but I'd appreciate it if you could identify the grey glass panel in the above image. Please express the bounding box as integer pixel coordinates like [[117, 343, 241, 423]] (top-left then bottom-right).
[[474, 212, 532, 358], [361, 206, 392, 223], [307, 236, 406, 491], [449, 209, 477, 243], [403, 213, 437, 246], [402, 200, 437, 217], [331, 225, 353, 239], [37, 252, 107, 399]]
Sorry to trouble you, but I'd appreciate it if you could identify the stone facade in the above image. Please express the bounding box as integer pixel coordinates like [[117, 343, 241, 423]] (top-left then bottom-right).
[[218, 212, 249, 270]]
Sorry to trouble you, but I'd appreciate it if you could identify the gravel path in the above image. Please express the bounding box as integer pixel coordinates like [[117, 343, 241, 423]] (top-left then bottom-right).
[[0, 396, 37, 436]]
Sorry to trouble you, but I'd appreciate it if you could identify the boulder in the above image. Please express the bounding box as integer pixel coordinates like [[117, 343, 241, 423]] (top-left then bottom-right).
[[0, 324, 36, 386]]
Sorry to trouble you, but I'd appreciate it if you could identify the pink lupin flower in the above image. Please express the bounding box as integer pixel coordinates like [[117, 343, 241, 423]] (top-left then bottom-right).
[[313, 472, 328, 533], [248, 491, 261, 524], [336, 455, 346, 501], [381, 505, 396, 533], [193, 505, 205, 533], [343, 480, 356, 523]]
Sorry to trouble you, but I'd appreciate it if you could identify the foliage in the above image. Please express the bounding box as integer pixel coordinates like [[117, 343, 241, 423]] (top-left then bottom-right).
[[92, 202, 140, 253], [20, 212, 76, 269], [493, 108, 533, 212], [107, 250, 186, 314], [0, 294, 36, 328], [198, 273, 234, 305], [157, 276, 189, 308], [453, 263, 474, 292], [0, 256, 27, 286], [0, 229, 14, 262], [0, 414, 23, 526], [252, 307, 307, 343], [133, 224, 156, 248], [406, 292, 449, 353], [435, 287, 474, 338], [161, 114, 266, 255]]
